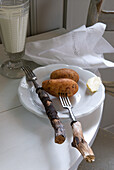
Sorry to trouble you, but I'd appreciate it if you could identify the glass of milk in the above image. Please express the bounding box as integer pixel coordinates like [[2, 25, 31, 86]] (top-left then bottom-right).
[[0, 0, 29, 78]]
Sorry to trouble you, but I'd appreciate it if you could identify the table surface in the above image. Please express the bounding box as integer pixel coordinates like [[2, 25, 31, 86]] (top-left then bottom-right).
[[0, 29, 104, 170]]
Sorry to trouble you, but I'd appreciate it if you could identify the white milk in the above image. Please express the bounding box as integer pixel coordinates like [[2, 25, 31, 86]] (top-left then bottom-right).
[[0, 8, 28, 53]]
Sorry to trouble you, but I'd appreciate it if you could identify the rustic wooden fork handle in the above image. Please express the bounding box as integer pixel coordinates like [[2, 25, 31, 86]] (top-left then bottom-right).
[[36, 87, 66, 144], [71, 121, 95, 162]]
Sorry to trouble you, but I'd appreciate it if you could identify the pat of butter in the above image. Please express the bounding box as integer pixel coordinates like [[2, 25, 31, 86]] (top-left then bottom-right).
[[86, 77, 102, 93]]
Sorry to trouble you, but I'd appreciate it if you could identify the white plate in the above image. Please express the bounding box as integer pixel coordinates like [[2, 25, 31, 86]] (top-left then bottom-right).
[[18, 64, 105, 119]]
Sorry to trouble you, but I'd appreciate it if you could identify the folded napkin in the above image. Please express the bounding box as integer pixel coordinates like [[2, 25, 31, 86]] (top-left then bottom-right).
[[25, 22, 114, 69]]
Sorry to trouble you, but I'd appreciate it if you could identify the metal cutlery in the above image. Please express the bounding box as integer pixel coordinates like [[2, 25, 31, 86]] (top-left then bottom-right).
[[22, 66, 66, 144], [22, 65, 96, 161], [59, 93, 95, 162]]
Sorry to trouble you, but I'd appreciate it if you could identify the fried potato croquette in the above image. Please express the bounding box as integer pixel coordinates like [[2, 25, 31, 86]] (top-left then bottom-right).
[[50, 68, 79, 83], [42, 78, 78, 97]]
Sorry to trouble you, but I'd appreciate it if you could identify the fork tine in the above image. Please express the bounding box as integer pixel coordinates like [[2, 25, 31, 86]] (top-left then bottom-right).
[[59, 94, 65, 108], [22, 66, 31, 80], [59, 93, 71, 107], [21, 66, 37, 81], [63, 96, 69, 106], [59, 93, 65, 105], [66, 96, 72, 106], [26, 67, 33, 78], [59, 95, 64, 107], [21, 66, 29, 77], [22, 66, 31, 75], [23, 66, 33, 77], [25, 66, 36, 77]]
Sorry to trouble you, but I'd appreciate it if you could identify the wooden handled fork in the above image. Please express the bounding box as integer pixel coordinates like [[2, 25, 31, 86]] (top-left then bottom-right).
[[22, 66, 66, 144], [59, 93, 95, 162]]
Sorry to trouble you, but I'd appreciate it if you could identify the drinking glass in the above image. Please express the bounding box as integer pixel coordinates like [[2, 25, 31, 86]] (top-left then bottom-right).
[[0, 0, 29, 78]]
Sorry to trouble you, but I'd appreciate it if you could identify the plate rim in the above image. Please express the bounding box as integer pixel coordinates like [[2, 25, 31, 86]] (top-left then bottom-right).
[[18, 64, 105, 119]]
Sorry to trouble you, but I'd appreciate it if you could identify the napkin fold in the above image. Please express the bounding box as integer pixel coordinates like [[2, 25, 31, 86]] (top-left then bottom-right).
[[25, 22, 114, 69]]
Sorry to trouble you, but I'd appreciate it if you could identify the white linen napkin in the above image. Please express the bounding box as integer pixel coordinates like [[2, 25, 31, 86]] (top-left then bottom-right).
[[24, 22, 114, 69]]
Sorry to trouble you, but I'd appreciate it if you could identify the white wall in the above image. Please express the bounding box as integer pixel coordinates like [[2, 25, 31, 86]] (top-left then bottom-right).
[[27, 0, 63, 36], [67, 0, 90, 30]]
